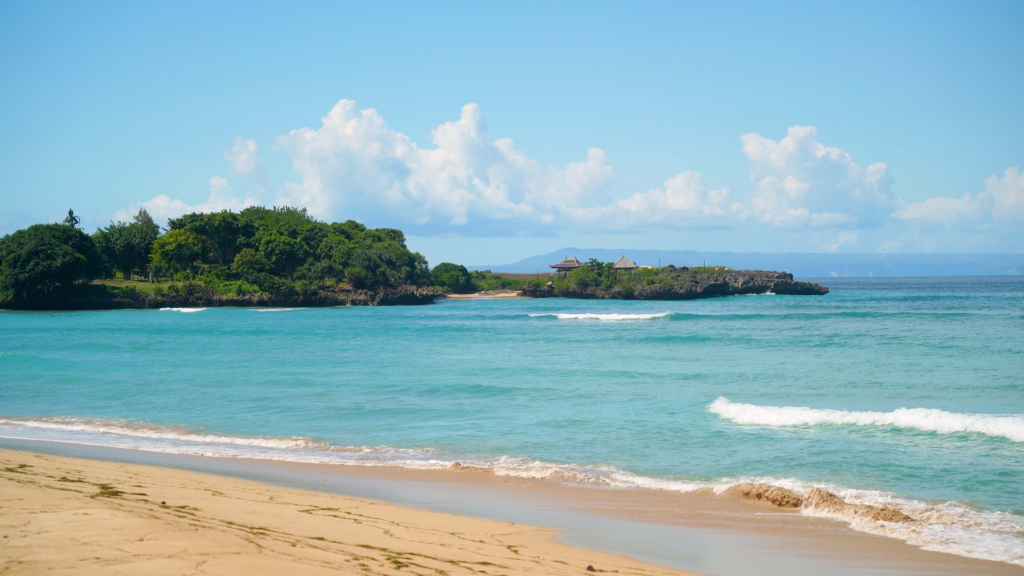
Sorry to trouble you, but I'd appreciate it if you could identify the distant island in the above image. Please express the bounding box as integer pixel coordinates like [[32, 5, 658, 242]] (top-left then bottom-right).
[[0, 209, 824, 310], [472, 248, 1024, 278], [518, 257, 828, 300]]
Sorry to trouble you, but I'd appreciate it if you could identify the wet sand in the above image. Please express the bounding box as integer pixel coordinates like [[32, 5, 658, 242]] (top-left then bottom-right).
[[1, 440, 1020, 576]]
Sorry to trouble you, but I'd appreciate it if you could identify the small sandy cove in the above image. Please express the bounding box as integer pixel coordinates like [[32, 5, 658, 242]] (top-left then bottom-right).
[[0, 449, 700, 576]]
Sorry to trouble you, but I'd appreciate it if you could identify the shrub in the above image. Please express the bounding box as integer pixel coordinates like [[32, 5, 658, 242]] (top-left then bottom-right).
[[431, 262, 474, 293]]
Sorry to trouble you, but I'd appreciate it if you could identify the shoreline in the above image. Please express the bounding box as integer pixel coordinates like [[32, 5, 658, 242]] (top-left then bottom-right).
[[0, 447, 699, 576], [2, 439, 1019, 575]]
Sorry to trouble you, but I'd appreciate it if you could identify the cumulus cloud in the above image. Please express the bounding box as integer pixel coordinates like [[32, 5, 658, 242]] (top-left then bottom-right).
[[894, 167, 1023, 224], [105, 176, 259, 226], [224, 137, 262, 177], [274, 100, 612, 231], [610, 171, 740, 226], [741, 126, 894, 227], [100, 98, 1021, 251], [987, 167, 1024, 220], [893, 193, 989, 224]]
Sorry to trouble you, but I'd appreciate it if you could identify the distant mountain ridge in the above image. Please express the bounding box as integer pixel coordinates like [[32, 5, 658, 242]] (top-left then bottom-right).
[[469, 249, 1024, 278]]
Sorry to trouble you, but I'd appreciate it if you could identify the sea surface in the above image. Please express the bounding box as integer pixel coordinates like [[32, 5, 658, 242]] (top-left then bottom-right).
[[1, 277, 1022, 566]]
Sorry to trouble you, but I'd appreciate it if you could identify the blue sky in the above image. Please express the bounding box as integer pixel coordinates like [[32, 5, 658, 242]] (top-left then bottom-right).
[[1, 1, 1021, 265]]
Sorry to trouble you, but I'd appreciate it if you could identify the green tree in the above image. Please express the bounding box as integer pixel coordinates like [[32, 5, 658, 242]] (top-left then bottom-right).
[[150, 229, 203, 276], [93, 209, 161, 280], [0, 224, 104, 303], [567, 258, 616, 290], [431, 262, 473, 293], [178, 211, 252, 266], [258, 235, 310, 279]]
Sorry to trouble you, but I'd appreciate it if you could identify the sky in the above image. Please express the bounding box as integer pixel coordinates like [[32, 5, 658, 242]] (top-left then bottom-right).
[[1, 1, 1022, 265]]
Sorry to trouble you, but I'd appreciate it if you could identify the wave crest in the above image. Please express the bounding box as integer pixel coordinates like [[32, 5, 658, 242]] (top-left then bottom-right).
[[160, 307, 206, 313], [0, 417, 319, 449], [528, 312, 671, 321], [708, 397, 1024, 442]]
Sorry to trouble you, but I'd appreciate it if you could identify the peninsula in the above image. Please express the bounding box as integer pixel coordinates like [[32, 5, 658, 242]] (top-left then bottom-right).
[[521, 264, 828, 300]]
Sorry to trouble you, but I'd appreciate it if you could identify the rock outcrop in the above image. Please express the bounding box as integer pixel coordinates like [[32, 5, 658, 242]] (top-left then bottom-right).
[[724, 484, 933, 526], [723, 483, 804, 508]]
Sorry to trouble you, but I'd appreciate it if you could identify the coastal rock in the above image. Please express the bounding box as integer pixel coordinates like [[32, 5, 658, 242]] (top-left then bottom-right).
[[3, 284, 445, 311], [724, 483, 804, 509], [803, 488, 916, 524], [803, 488, 846, 513], [450, 462, 492, 474]]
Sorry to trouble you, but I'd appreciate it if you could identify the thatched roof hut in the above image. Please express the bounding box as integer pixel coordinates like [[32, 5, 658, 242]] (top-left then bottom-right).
[[550, 257, 585, 274], [612, 255, 638, 270]]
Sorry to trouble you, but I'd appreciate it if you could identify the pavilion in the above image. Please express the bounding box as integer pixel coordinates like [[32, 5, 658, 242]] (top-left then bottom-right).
[[549, 257, 585, 275], [612, 255, 638, 272]]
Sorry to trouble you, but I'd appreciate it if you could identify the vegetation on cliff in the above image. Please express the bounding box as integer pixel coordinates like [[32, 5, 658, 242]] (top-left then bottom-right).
[[429, 263, 531, 294], [1, 213, 827, 308], [518, 258, 828, 299], [0, 207, 441, 309]]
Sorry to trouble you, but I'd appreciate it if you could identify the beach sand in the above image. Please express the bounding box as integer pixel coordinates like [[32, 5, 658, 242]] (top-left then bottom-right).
[[2, 445, 1021, 575], [0, 448, 698, 576]]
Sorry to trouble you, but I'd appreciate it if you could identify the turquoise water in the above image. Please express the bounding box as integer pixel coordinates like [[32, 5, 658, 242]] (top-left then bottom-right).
[[1, 277, 1022, 564]]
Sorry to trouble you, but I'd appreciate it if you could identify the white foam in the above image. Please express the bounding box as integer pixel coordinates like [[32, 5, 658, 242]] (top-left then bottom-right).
[[159, 307, 206, 313], [708, 397, 1024, 443], [1, 416, 1022, 567], [0, 418, 318, 449], [528, 312, 671, 321]]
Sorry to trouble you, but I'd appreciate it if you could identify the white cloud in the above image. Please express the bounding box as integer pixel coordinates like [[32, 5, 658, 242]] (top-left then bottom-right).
[[741, 126, 895, 227], [824, 231, 859, 252], [893, 193, 989, 224], [99, 98, 1021, 252], [611, 171, 740, 225], [105, 176, 259, 226], [274, 100, 612, 231], [892, 167, 1023, 224], [987, 167, 1024, 220], [224, 137, 262, 177]]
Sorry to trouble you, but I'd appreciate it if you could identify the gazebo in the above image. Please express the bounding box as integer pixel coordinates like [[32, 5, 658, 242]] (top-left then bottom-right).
[[612, 255, 638, 272], [549, 257, 585, 275]]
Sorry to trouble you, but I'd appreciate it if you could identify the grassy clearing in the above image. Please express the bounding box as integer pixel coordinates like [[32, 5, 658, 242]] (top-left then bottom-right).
[[90, 279, 174, 294]]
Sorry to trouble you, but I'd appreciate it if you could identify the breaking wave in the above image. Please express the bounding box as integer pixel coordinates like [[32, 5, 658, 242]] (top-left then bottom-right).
[[528, 312, 672, 321], [159, 307, 206, 313], [0, 417, 320, 449], [1, 416, 1022, 566], [708, 397, 1024, 443]]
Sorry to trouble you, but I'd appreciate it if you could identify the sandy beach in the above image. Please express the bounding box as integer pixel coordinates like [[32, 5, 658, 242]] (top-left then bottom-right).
[[0, 448, 698, 576], [2, 443, 1021, 575], [442, 290, 525, 299]]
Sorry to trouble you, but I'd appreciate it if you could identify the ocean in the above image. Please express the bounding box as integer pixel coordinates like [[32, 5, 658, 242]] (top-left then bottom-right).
[[1, 276, 1022, 566]]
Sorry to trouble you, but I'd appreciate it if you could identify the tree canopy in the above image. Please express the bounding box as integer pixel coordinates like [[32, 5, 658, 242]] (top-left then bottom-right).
[[0, 224, 105, 303], [92, 209, 161, 280], [431, 262, 474, 293]]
